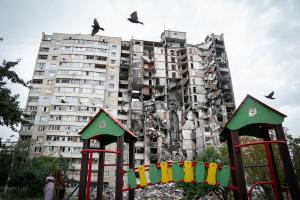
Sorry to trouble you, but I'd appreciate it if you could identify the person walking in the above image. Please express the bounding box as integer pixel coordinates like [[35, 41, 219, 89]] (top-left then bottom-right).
[[43, 173, 55, 200]]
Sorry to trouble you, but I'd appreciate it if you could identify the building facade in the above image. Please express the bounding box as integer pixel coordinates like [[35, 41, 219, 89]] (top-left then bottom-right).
[[20, 30, 235, 186]]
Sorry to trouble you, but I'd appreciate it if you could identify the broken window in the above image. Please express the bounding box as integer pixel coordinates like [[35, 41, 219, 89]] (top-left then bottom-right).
[[172, 72, 176, 78], [149, 137, 158, 142], [194, 95, 197, 102], [217, 115, 223, 122], [171, 57, 175, 63], [191, 63, 194, 69], [150, 148, 157, 154], [172, 65, 176, 70]]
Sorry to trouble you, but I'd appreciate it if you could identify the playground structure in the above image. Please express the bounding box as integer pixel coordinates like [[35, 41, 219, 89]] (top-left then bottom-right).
[[78, 95, 300, 200]]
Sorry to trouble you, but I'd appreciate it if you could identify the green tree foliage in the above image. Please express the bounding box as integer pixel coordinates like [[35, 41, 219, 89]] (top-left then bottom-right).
[[286, 133, 300, 182], [0, 141, 70, 198], [0, 59, 30, 131]]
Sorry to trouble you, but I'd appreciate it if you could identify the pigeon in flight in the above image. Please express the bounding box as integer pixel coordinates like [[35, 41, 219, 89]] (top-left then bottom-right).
[[91, 18, 104, 36], [128, 11, 144, 25], [265, 91, 275, 99]]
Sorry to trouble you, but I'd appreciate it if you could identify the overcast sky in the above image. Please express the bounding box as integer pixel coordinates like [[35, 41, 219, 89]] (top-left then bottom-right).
[[1, 0, 300, 141]]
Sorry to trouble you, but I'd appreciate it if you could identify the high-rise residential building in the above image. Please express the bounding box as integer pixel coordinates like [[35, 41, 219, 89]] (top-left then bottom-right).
[[20, 30, 235, 186]]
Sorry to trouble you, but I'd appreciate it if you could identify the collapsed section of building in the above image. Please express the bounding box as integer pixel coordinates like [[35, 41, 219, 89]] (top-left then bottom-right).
[[122, 31, 235, 165]]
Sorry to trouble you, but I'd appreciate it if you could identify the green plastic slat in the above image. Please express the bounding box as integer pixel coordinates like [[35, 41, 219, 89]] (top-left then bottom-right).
[[218, 165, 231, 187], [157, 168, 162, 182], [127, 169, 137, 189], [195, 161, 205, 183], [149, 164, 159, 184], [172, 161, 184, 182]]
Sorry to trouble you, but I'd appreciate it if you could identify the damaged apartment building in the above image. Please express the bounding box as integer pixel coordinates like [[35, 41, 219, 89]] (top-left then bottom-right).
[[19, 30, 235, 185], [122, 30, 235, 163]]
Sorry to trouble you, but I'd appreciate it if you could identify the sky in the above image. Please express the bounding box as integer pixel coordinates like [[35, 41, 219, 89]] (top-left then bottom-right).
[[0, 0, 300, 142]]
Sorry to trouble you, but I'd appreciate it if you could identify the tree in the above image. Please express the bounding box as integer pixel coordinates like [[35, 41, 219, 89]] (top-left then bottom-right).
[[0, 141, 70, 198], [285, 133, 300, 182], [0, 59, 30, 131]]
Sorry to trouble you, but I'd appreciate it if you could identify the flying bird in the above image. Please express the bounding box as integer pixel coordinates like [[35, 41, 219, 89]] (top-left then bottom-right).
[[60, 99, 66, 103], [91, 18, 104, 36], [265, 91, 275, 99], [128, 11, 144, 25]]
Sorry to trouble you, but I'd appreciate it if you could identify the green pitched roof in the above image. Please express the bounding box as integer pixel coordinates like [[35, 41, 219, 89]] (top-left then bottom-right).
[[220, 95, 286, 140], [79, 109, 137, 145]]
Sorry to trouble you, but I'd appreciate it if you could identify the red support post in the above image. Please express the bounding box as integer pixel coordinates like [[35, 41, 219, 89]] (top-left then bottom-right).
[[97, 142, 105, 200], [128, 140, 135, 200], [78, 139, 90, 200], [86, 151, 93, 200], [264, 143, 282, 200], [115, 135, 124, 200]]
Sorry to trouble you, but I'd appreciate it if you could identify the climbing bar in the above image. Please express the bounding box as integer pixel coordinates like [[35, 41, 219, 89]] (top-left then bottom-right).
[[80, 149, 119, 154], [235, 140, 286, 149]]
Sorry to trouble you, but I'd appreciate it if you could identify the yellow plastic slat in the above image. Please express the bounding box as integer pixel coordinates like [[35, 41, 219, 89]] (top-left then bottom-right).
[[184, 161, 193, 183], [160, 162, 169, 183], [206, 163, 218, 185], [138, 166, 148, 187]]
